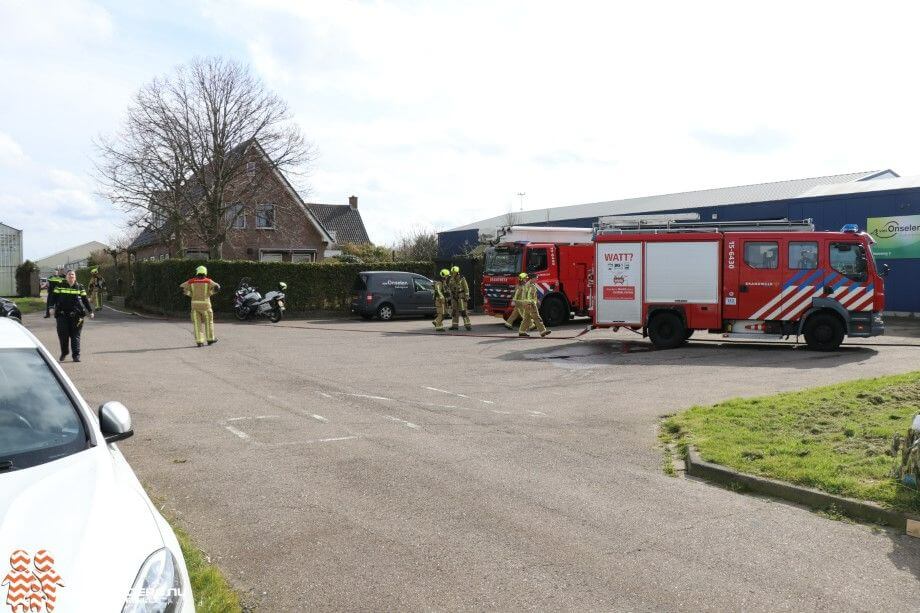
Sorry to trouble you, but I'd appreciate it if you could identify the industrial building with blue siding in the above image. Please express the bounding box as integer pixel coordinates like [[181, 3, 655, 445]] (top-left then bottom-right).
[[437, 170, 920, 314]]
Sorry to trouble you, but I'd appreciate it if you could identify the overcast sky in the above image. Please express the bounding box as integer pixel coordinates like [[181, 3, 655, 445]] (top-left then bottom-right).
[[2, 0, 919, 260]]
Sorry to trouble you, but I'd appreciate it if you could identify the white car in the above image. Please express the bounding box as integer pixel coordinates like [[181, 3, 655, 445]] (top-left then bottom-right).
[[0, 318, 193, 612]]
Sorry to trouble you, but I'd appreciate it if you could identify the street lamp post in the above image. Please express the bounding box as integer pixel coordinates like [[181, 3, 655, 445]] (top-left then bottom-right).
[[517, 192, 526, 212]]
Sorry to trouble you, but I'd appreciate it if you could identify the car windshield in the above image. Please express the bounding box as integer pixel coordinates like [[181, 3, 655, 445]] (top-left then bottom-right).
[[0, 348, 89, 471], [484, 247, 522, 275]]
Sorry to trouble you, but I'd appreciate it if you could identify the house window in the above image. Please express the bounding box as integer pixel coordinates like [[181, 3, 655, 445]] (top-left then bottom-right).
[[788, 241, 817, 270], [260, 251, 284, 263], [185, 249, 210, 260], [291, 251, 316, 263], [743, 241, 778, 269], [227, 203, 245, 229], [256, 204, 275, 229]]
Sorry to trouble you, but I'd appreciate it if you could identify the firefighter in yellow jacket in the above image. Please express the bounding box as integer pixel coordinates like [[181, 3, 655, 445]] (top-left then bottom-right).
[[504, 272, 536, 331], [448, 266, 472, 331], [518, 273, 551, 338], [179, 265, 220, 347], [88, 268, 106, 310], [432, 268, 450, 332]]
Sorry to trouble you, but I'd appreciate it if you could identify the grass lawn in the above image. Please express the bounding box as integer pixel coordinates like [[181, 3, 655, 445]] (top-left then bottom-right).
[[662, 372, 920, 515], [172, 522, 242, 613], [10, 297, 46, 314]]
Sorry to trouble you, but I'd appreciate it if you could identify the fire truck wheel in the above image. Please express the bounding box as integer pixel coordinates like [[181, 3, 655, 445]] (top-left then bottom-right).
[[540, 296, 568, 327], [647, 312, 687, 350], [803, 312, 844, 351]]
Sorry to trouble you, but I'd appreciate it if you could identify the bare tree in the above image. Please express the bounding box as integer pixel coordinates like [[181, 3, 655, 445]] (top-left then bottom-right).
[[391, 225, 438, 261], [96, 57, 314, 259]]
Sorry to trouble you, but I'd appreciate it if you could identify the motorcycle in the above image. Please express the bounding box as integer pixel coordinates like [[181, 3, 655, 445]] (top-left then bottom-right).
[[233, 279, 287, 323], [0, 298, 22, 322]]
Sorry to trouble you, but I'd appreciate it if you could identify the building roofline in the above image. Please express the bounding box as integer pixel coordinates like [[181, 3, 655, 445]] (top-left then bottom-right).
[[35, 241, 110, 262]]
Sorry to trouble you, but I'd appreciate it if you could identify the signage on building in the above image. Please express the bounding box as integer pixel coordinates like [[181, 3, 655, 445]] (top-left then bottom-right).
[[867, 214, 920, 259]]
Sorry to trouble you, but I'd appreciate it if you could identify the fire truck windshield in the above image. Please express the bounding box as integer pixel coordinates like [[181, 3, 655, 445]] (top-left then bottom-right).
[[484, 247, 523, 275]]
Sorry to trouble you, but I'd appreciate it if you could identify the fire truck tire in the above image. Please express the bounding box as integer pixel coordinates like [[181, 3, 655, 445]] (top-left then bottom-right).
[[647, 312, 686, 350], [803, 312, 844, 351], [540, 296, 568, 327], [684, 329, 694, 340]]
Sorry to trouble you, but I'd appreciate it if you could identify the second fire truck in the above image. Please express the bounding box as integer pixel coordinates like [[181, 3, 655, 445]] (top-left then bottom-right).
[[481, 226, 594, 326]]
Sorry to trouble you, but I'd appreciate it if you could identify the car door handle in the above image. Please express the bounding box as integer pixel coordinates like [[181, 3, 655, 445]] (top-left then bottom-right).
[[739, 284, 749, 293]]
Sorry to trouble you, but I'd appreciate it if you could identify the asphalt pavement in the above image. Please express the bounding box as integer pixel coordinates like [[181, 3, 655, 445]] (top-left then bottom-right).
[[27, 308, 920, 611]]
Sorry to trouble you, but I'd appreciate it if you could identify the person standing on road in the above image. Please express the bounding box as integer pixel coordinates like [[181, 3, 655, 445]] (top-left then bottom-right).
[[518, 274, 551, 338], [48, 270, 94, 362], [180, 265, 220, 347], [88, 268, 106, 310], [504, 272, 535, 332], [44, 268, 65, 318], [432, 268, 450, 332], [448, 266, 472, 331]]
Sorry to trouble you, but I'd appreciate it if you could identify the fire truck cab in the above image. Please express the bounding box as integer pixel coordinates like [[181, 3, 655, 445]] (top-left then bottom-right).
[[592, 219, 887, 351], [482, 226, 594, 326]]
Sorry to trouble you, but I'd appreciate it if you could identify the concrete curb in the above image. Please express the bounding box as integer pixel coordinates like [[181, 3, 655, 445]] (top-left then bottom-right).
[[685, 446, 919, 532]]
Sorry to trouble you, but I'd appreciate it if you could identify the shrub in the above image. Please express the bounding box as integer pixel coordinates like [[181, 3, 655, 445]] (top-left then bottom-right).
[[15, 261, 39, 297], [129, 259, 436, 314]]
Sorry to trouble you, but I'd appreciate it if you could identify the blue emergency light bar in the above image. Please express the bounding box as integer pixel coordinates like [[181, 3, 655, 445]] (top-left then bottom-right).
[[841, 224, 859, 233]]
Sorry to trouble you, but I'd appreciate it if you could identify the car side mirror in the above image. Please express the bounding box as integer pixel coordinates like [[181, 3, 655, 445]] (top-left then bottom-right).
[[99, 401, 134, 443], [881, 263, 891, 277]]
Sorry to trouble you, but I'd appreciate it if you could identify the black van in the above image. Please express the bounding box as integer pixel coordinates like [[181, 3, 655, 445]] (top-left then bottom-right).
[[351, 271, 436, 320]]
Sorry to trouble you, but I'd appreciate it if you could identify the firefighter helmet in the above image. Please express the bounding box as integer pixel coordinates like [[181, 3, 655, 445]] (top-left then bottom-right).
[[451, 266, 460, 274], [518, 272, 528, 281], [196, 265, 208, 276], [279, 281, 288, 290], [440, 269, 450, 277]]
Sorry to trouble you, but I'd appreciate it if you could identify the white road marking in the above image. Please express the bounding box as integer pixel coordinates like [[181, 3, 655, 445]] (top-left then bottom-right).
[[312, 414, 328, 423], [317, 436, 358, 443], [223, 425, 251, 440], [384, 415, 420, 429], [342, 393, 392, 401], [491, 410, 511, 415], [527, 410, 546, 416], [423, 386, 494, 404], [227, 415, 277, 422], [315, 391, 333, 399]]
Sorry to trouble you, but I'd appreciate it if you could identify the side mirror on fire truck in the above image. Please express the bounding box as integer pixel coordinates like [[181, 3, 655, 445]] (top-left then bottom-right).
[[881, 263, 891, 277]]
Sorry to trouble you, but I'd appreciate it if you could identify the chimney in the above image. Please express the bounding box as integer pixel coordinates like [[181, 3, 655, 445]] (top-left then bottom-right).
[[348, 195, 358, 210]]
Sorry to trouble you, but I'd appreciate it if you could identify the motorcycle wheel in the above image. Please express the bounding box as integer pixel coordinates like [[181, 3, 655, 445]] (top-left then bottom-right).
[[269, 306, 283, 323], [235, 308, 249, 321]]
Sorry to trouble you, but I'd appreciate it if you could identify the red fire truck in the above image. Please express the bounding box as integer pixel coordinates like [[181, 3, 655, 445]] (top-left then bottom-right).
[[482, 226, 594, 326], [592, 219, 887, 351]]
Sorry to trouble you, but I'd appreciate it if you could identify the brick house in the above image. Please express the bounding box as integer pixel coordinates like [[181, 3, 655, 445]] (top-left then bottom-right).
[[129, 142, 370, 263]]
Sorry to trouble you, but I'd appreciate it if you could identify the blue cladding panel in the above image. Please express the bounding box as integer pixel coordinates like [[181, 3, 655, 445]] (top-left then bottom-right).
[[438, 187, 920, 311], [437, 229, 479, 259]]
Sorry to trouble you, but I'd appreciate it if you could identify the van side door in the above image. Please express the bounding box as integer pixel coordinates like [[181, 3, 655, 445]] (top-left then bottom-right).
[[411, 276, 435, 313]]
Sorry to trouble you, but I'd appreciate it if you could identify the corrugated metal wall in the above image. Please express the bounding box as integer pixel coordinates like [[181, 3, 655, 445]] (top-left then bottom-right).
[[0, 225, 22, 296], [437, 187, 920, 312]]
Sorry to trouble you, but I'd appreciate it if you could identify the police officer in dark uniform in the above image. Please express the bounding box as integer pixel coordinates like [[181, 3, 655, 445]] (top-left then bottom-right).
[[48, 270, 94, 362], [44, 267, 65, 318]]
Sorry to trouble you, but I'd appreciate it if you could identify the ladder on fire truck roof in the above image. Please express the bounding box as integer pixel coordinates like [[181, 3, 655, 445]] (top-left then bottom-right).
[[593, 217, 815, 237]]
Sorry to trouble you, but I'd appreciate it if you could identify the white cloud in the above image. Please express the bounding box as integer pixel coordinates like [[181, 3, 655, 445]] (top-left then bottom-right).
[[0, 132, 28, 167]]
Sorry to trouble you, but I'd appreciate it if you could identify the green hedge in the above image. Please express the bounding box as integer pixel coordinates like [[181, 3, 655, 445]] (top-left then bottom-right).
[[128, 260, 436, 314]]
